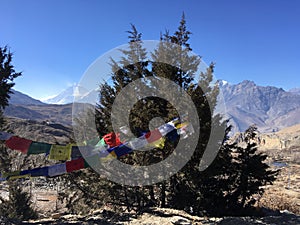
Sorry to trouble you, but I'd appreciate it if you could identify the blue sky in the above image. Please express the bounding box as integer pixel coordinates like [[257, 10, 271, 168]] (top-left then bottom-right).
[[1, 0, 300, 100]]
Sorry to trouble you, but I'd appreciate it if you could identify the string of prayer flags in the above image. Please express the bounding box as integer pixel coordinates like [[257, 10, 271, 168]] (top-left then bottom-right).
[[0, 117, 195, 181]]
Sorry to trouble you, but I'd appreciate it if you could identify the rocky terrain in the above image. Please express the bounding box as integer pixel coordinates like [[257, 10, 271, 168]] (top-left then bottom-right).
[[219, 80, 300, 132], [4, 104, 73, 127], [3, 117, 73, 144], [0, 207, 299, 225]]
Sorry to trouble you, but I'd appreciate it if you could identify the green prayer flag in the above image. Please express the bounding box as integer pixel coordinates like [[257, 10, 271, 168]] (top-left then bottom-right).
[[95, 138, 107, 147], [28, 142, 52, 155]]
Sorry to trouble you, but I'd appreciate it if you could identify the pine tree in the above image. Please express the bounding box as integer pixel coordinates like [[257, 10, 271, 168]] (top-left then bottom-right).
[[0, 181, 38, 220], [195, 125, 278, 216], [64, 15, 277, 216], [0, 46, 37, 221], [0, 45, 22, 171], [0, 46, 21, 110], [228, 126, 278, 214]]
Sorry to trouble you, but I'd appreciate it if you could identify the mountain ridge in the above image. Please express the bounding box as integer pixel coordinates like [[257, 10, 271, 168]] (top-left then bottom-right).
[[219, 80, 300, 132], [8, 89, 45, 105], [6, 80, 300, 133]]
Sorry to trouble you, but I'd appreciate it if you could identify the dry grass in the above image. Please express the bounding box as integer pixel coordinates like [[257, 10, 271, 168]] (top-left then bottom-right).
[[258, 163, 300, 214]]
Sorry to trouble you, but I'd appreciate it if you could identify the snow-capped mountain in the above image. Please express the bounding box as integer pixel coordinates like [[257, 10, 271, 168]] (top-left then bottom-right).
[[42, 84, 99, 105]]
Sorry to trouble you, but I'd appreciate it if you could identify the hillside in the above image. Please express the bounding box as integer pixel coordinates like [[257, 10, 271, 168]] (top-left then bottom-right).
[[9, 89, 45, 106], [4, 104, 73, 126], [3, 117, 73, 144]]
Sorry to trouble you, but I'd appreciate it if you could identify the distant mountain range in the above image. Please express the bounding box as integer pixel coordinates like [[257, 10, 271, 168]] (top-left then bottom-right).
[[219, 80, 300, 132], [4, 80, 300, 133], [42, 84, 99, 105]]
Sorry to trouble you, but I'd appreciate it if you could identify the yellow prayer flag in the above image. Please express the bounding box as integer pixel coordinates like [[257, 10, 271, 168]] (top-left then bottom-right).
[[9, 174, 31, 180], [49, 144, 72, 161], [149, 137, 165, 149], [2, 171, 20, 178], [176, 122, 189, 129]]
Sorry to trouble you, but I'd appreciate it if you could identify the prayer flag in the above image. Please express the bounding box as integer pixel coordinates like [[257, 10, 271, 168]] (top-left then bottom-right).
[[166, 129, 180, 143], [128, 136, 148, 150], [9, 174, 31, 180], [1, 171, 20, 179], [20, 167, 49, 177], [5, 136, 32, 154], [49, 144, 72, 161], [48, 163, 67, 177], [103, 132, 122, 147], [28, 142, 52, 155], [145, 129, 162, 143], [149, 138, 165, 149], [158, 123, 175, 136], [0, 132, 13, 141], [66, 158, 85, 172], [111, 144, 132, 158], [95, 138, 107, 147], [71, 146, 82, 159]]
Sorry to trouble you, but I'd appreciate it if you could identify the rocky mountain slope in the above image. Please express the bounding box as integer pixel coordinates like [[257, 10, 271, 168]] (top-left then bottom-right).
[[219, 80, 300, 132]]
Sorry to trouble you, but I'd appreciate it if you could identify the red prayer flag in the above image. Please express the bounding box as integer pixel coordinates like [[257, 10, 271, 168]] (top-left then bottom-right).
[[66, 158, 85, 172], [5, 136, 32, 154], [145, 129, 162, 143], [103, 132, 122, 147]]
